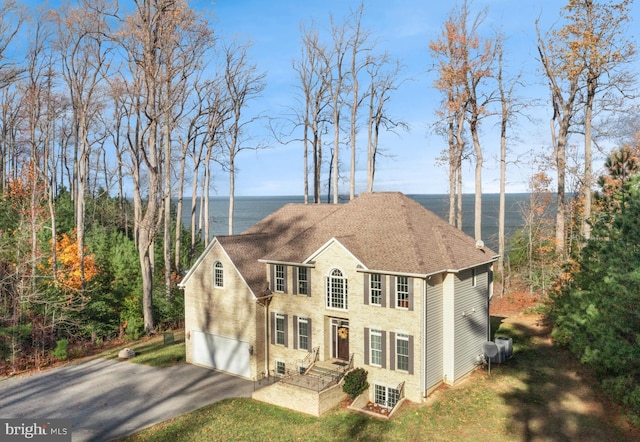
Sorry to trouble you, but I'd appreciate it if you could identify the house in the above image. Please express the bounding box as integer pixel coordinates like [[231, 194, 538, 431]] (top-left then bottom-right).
[[179, 192, 497, 414]]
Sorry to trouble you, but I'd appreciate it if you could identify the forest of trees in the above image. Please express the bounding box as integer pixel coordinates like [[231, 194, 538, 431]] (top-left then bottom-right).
[[0, 0, 639, 413]]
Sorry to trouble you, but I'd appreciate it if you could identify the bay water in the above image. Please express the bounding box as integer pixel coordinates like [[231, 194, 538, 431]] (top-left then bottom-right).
[[181, 193, 531, 252]]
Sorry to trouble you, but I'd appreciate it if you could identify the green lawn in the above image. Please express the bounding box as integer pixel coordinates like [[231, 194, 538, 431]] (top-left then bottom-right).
[[98, 330, 185, 368], [117, 317, 638, 442]]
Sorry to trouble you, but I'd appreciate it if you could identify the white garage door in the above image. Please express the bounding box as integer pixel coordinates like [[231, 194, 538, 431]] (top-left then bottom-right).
[[192, 331, 250, 378]]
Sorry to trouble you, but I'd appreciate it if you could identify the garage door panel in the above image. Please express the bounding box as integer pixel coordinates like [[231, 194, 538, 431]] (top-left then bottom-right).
[[192, 331, 250, 378]]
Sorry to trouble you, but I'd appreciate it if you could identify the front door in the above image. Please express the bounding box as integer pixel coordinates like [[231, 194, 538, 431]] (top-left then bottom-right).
[[331, 318, 349, 361]]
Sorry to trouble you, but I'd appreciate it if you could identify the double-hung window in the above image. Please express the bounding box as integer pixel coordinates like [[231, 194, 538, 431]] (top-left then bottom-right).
[[326, 269, 347, 310], [396, 334, 409, 371], [213, 261, 224, 288], [275, 313, 285, 345], [370, 329, 382, 367], [370, 274, 382, 305], [297, 267, 308, 295], [275, 265, 286, 292], [298, 317, 309, 350], [396, 276, 409, 309]]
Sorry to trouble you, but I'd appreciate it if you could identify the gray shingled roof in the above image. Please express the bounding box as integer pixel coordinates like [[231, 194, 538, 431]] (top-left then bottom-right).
[[216, 204, 340, 296], [214, 192, 496, 297]]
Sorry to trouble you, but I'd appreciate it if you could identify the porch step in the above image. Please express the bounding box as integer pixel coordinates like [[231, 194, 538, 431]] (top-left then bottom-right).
[[307, 365, 338, 377]]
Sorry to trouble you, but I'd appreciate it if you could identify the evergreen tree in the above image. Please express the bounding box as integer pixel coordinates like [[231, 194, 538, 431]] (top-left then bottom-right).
[[550, 146, 640, 413]]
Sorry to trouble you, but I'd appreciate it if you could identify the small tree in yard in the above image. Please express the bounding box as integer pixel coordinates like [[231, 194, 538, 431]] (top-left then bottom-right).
[[342, 367, 369, 400]]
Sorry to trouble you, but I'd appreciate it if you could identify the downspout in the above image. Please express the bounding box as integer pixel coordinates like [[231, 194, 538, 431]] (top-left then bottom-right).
[[264, 296, 271, 377], [487, 264, 494, 341], [422, 277, 427, 401], [257, 290, 273, 378]]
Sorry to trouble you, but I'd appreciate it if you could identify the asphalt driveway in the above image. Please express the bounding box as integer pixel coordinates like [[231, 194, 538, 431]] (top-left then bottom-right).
[[0, 358, 253, 441]]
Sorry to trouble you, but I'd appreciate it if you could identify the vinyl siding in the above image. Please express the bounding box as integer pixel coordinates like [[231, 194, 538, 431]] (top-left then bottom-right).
[[426, 275, 444, 391], [453, 265, 489, 381]]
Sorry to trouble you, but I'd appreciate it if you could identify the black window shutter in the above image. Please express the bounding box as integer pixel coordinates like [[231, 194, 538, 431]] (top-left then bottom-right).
[[293, 316, 298, 350], [307, 269, 312, 297], [307, 318, 312, 350], [364, 327, 370, 365]]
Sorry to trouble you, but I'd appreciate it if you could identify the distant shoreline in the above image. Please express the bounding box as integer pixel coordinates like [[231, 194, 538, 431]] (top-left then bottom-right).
[[179, 193, 542, 252]]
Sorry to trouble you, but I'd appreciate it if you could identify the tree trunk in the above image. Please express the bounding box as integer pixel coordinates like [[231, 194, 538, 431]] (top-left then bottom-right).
[[471, 120, 482, 242], [228, 155, 235, 235], [582, 77, 596, 240]]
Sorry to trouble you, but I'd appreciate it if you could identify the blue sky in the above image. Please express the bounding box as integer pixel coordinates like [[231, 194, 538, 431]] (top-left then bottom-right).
[[20, 0, 640, 197], [202, 0, 617, 196]]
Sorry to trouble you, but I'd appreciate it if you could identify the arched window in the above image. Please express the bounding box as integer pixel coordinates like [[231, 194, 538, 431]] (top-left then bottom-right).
[[213, 261, 224, 288], [326, 269, 347, 310]]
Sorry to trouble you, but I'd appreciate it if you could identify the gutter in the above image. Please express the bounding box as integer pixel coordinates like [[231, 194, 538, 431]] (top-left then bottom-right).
[[258, 259, 316, 268]]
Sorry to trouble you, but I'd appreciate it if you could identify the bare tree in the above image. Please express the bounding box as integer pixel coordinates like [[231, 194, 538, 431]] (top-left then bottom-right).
[[220, 40, 266, 234], [346, 4, 373, 200], [117, 0, 211, 332], [293, 24, 331, 204], [563, 0, 634, 240], [537, 15, 584, 257], [431, 1, 498, 241], [154, 2, 213, 296], [0, 0, 25, 192], [430, 4, 471, 230], [366, 54, 407, 192], [496, 38, 524, 275], [328, 16, 349, 204], [0, 0, 24, 91]]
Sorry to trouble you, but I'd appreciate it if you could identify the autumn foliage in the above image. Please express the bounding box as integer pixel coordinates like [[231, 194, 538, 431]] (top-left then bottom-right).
[[50, 231, 99, 291]]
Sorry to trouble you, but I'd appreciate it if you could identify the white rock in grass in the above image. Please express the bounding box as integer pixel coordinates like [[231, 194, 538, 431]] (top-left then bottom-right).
[[118, 348, 136, 359]]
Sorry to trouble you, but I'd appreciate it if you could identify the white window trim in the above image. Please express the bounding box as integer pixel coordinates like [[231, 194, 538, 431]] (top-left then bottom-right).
[[297, 267, 308, 295], [369, 329, 382, 367], [275, 359, 286, 376], [275, 265, 285, 293], [275, 313, 285, 346], [370, 273, 382, 306], [298, 317, 309, 350], [326, 268, 348, 311], [396, 276, 409, 309], [213, 261, 224, 288], [396, 333, 410, 372]]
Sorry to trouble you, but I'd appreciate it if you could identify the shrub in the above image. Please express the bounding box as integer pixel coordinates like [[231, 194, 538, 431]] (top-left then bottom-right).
[[342, 367, 369, 399], [52, 339, 69, 360]]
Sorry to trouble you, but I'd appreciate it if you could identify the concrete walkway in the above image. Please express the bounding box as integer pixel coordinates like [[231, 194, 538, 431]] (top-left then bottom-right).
[[0, 358, 253, 441]]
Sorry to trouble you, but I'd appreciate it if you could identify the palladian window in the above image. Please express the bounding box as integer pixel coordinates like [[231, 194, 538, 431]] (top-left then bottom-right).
[[213, 261, 224, 288], [326, 269, 348, 310]]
